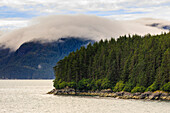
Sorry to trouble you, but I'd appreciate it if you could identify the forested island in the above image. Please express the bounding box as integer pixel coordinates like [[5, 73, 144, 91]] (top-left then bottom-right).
[[50, 33, 170, 100]]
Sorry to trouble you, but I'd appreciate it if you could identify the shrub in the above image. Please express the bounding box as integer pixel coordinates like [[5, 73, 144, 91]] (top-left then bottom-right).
[[91, 80, 97, 91], [123, 82, 133, 92], [77, 78, 92, 91], [68, 81, 77, 89], [131, 86, 146, 93], [59, 81, 67, 89], [161, 82, 170, 92], [101, 78, 111, 89], [53, 79, 62, 89], [113, 81, 125, 92], [146, 82, 159, 92], [95, 79, 103, 90]]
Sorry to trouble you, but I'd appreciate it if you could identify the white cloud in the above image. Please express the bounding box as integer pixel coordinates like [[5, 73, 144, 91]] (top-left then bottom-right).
[[0, 0, 169, 14], [0, 0, 169, 30], [0, 18, 29, 33], [0, 15, 168, 51]]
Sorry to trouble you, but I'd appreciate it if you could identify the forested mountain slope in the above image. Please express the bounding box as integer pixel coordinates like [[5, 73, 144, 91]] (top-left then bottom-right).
[[54, 33, 170, 92], [0, 38, 93, 79]]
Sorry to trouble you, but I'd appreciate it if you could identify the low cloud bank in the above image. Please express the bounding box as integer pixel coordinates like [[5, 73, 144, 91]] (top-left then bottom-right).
[[0, 15, 169, 51]]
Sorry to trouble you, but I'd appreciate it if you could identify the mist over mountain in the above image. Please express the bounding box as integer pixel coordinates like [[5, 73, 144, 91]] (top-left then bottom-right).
[[0, 15, 169, 51], [0, 15, 169, 79], [0, 38, 93, 79], [133, 18, 170, 30]]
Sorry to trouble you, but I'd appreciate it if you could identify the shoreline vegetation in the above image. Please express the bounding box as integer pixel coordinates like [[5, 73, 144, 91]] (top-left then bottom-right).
[[51, 33, 170, 101], [47, 88, 170, 101]]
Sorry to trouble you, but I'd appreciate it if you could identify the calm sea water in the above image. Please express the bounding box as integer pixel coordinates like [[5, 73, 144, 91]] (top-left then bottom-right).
[[0, 80, 169, 113]]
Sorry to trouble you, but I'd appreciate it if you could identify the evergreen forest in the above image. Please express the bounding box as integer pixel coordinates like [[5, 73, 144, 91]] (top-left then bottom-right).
[[53, 33, 170, 92]]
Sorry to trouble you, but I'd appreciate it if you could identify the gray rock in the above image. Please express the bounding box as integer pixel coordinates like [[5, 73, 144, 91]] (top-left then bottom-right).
[[116, 91, 124, 96], [123, 92, 133, 99], [54, 89, 63, 95], [149, 92, 161, 100], [124, 92, 132, 96], [101, 89, 112, 93], [140, 91, 152, 99], [47, 89, 56, 94], [160, 92, 169, 100], [161, 92, 169, 96], [133, 92, 141, 96]]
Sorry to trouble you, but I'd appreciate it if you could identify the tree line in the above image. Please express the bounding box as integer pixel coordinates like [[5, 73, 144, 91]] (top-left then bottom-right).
[[53, 33, 170, 92]]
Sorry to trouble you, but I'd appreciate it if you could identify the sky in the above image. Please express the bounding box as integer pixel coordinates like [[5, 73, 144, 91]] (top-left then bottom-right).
[[0, 0, 170, 32]]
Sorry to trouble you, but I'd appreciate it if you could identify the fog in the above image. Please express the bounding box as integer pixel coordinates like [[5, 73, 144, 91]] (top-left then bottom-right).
[[0, 15, 168, 51]]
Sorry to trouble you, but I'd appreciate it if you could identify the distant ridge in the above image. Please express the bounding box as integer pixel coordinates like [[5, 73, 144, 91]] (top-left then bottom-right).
[[0, 38, 93, 79]]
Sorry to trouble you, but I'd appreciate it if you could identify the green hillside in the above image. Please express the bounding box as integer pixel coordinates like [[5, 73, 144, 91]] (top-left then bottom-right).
[[53, 33, 170, 92]]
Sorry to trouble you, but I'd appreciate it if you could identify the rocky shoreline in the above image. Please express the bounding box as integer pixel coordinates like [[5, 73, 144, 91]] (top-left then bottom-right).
[[47, 88, 170, 101]]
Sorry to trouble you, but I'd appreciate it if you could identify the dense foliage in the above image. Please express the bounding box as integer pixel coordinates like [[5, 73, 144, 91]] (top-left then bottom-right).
[[54, 33, 170, 92], [0, 38, 93, 79]]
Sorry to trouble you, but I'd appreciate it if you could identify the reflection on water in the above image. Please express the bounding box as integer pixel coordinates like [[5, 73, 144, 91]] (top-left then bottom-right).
[[0, 80, 169, 113]]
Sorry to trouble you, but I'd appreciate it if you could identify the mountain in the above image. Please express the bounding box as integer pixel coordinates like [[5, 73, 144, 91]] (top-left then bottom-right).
[[0, 38, 94, 79], [0, 15, 169, 79], [133, 18, 170, 30]]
